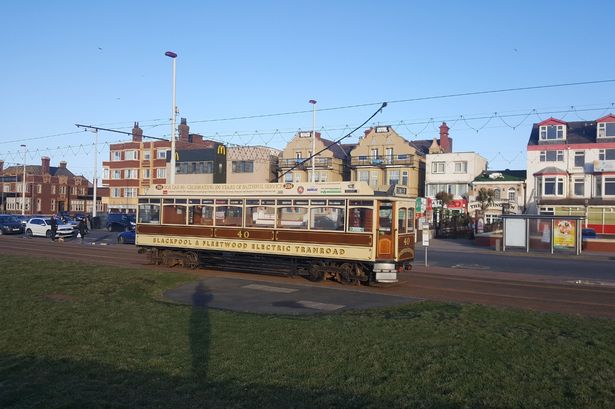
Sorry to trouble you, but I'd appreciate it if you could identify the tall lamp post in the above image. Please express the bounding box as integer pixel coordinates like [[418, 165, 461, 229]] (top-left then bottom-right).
[[165, 51, 178, 185], [20, 144, 26, 215], [309, 99, 317, 182]]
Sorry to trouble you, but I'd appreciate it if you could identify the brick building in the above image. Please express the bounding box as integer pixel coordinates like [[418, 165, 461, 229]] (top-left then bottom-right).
[[0, 157, 104, 215]]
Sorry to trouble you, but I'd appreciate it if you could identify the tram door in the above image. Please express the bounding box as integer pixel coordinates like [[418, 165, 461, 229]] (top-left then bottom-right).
[[377, 201, 394, 259]]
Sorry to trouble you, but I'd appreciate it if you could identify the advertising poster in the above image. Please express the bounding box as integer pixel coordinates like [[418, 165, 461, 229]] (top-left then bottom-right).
[[554, 219, 576, 249]]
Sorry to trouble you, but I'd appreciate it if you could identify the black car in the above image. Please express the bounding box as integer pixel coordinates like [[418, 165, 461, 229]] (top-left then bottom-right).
[[105, 213, 136, 231], [0, 215, 25, 235]]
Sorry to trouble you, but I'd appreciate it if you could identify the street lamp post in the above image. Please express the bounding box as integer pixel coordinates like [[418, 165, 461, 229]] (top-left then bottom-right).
[[20, 144, 26, 215], [92, 128, 98, 217], [165, 51, 178, 185], [309, 99, 317, 183]]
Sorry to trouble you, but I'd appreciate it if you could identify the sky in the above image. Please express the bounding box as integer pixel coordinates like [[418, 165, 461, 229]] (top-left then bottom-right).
[[1, 1, 614, 181]]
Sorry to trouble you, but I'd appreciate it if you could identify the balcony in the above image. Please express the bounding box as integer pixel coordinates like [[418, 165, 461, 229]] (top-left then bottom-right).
[[278, 157, 333, 169], [351, 155, 414, 167]]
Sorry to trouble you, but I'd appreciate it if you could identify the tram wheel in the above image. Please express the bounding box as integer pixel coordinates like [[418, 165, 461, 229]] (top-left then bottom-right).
[[306, 265, 325, 282], [337, 263, 358, 285]]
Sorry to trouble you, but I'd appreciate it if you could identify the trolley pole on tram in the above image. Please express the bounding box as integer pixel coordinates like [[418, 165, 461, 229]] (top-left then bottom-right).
[[309, 99, 317, 182]]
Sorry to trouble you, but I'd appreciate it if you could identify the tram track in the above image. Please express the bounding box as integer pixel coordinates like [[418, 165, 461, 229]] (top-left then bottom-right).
[[1, 235, 614, 318]]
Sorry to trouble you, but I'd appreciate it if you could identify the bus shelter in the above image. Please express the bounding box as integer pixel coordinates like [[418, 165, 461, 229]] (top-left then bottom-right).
[[501, 215, 585, 255]]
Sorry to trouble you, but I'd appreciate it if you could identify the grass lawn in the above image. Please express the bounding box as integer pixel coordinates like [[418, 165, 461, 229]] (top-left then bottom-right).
[[0, 255, 614, 409]]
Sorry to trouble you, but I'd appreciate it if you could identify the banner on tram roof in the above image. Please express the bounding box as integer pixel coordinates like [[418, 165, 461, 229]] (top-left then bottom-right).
[[141, 181, 393, 197]]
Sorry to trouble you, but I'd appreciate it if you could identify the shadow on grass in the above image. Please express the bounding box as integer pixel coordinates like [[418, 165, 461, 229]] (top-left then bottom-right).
[[0, 352, 513, 409], [190, 281, 212, 380]]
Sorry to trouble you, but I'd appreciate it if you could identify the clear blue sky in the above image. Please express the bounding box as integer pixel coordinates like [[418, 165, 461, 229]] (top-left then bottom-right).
[[1, 1, 614, 180]]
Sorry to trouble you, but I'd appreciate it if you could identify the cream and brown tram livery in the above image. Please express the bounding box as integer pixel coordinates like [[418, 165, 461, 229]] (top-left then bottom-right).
[[136, 181, 416, 284]]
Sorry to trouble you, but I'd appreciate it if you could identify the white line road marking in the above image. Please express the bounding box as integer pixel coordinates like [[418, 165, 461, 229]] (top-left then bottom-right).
[[243, 284, 298, 294], [297, 300, 344, 311]]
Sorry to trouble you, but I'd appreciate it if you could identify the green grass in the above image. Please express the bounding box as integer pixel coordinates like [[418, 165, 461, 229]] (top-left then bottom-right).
[[0, 255, 614, 409]]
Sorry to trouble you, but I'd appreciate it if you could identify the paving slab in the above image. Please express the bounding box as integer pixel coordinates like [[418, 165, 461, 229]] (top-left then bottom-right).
[[164, 277, 419, 315]]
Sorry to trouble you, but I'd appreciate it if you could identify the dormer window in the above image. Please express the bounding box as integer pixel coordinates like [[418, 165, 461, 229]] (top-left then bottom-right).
[[539, 125, 565, 140], [597, 122, 615, 138]]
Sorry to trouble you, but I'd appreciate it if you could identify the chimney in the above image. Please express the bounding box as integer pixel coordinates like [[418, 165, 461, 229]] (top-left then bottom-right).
[[439, 122, 452, 153], [179, 117, 190, 142], [59, 161, 67, 169], [132, 122, 143, 142], [41, 157, 50, 174], [0, 160, 3, 174]]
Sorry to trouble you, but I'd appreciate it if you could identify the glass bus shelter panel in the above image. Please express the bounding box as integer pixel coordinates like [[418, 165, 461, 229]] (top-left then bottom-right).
[[528, 218, 551, 253], [552, 218, 578, 254]]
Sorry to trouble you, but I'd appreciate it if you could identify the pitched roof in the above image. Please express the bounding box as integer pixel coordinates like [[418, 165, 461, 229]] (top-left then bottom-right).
[[527, 119, 611, 146], [532, 166, 568, 176], [2, 165, 77, 178], [319, 136, 350, 159], [410, 138, 438, 155], [473, 169, 526, 182]]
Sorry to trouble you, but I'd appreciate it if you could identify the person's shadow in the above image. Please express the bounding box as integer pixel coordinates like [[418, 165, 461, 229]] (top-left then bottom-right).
[[189, 281, 213, 380]]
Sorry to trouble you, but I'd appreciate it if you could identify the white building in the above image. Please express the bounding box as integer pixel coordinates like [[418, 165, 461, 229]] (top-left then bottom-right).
[[425, 151, 488, 200], [526, 115, 615, 234]]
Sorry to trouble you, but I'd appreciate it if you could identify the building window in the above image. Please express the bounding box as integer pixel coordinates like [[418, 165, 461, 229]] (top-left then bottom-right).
[[574, 151, 585, 168], [51, 185, 56, 194], [295, 152, 302, 160], [111, 188, 121, 198], [313, 171, 328, 182], [574, 178, 585, 196], [606, 177, 615, 196], [143, 151, 151, 161], [284, 173, 293, 183], [294, 173, 302, 182], [599, 149, 615, 160], [50, 199, 56, 211], [371, 149, 379, 159], [543, 176, 564, 196], [431, 162, 445, 173], [232, 161, 254, 173], [124, 188, 137, 198], [370, 171, 379, 187], [112, 151, 121, 161], [508, 188, 516, 201], [112, 170, 121, 179], [358, 170, 369, 183], [156, 168, 166, 178], [539, 150, 564, 162], [453, 161, 467, 173], [125, 169, 138, 179], [385, 148, 394, 164], [402, 171, 409, 186], [143, 169, 151, 179], [36, 184, 42, 193], [70, 187, 76, 195], [494, 189, 501, 200], [598, 122, 615, 138], [539, 124, 565, 140], [157, 149, 168, 159], [103, 168, 109, 180], [59, 186, 66, 195], [125, 150, 137, 160], [595, 176, 602, 197], [388, 170, 400, 185]]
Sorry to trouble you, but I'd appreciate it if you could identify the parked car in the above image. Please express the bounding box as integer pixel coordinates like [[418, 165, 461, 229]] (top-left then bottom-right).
[[117, 229, 136, 244], [14, 215, 31, 228], [106, 213, 136, 232], [25, 218, 75, 238], [582, 228, 597, 239], [0, 215, 24, 235], [60, 215, 80, 230]]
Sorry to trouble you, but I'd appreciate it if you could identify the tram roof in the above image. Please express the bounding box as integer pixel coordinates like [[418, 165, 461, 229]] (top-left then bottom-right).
[[140, 181, 413, 198]]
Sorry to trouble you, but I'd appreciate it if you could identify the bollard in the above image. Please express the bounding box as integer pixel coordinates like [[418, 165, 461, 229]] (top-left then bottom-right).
[[495, 238, 501, 252]]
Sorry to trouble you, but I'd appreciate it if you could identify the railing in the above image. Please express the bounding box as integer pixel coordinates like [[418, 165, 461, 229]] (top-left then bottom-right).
[[350, 155, 414, 167], [278, 157, 333, 169]]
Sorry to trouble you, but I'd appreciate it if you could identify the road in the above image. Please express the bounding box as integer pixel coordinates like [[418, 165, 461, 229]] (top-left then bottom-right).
[[1, 232, 614, 318]]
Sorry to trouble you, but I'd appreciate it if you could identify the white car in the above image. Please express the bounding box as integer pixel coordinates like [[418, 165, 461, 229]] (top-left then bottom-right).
[[25, 218, 75, 239]]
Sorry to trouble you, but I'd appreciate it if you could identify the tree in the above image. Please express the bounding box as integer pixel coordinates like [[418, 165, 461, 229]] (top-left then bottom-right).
[[435, 191, 453, 206], [476, 187, 495, 211]]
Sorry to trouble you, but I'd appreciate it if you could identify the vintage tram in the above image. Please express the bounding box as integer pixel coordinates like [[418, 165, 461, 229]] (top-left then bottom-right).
[[136, 181, 416, 284]]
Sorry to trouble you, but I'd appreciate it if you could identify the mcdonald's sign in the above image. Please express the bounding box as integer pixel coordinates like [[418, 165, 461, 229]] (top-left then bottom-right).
[[217, 145, 226, 155]]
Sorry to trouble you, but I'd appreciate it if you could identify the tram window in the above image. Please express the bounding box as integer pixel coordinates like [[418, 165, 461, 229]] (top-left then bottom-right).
[[245, 206, 276, 227], [294, 200, 309, 206], [262, 199, 275, 205], [277, 207, 308, 229], [230, 199, 243, 205], [188, 205, 213, 226], [176, 199, 187, 204], [202, 199, 214, 205], [398, 208, 407, 234], [215, 206, 243, 226], [348, 208, 373, 233], [163, 204, 187, 225], [311, 207, 345, 231], [246, 199, 260, 205], [277, 200, 292, 206], [189, 199, 200, 205], [138, 204, 160, 224], [216, 199, 228, 205], [349, 200, 373, 207], [163, 198, 174, 204], [310, 200, 326, 206], [379, 203, 393, 232], [407, 208, 415, 231], [328, 200, 345, 206]]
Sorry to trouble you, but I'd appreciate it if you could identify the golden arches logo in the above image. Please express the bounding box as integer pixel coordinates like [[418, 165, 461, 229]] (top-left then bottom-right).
[[217, 145, 226, 155]]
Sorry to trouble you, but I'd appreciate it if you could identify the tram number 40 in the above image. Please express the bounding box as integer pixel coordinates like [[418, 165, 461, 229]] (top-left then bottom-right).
[[236, 230, 250, 239]]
